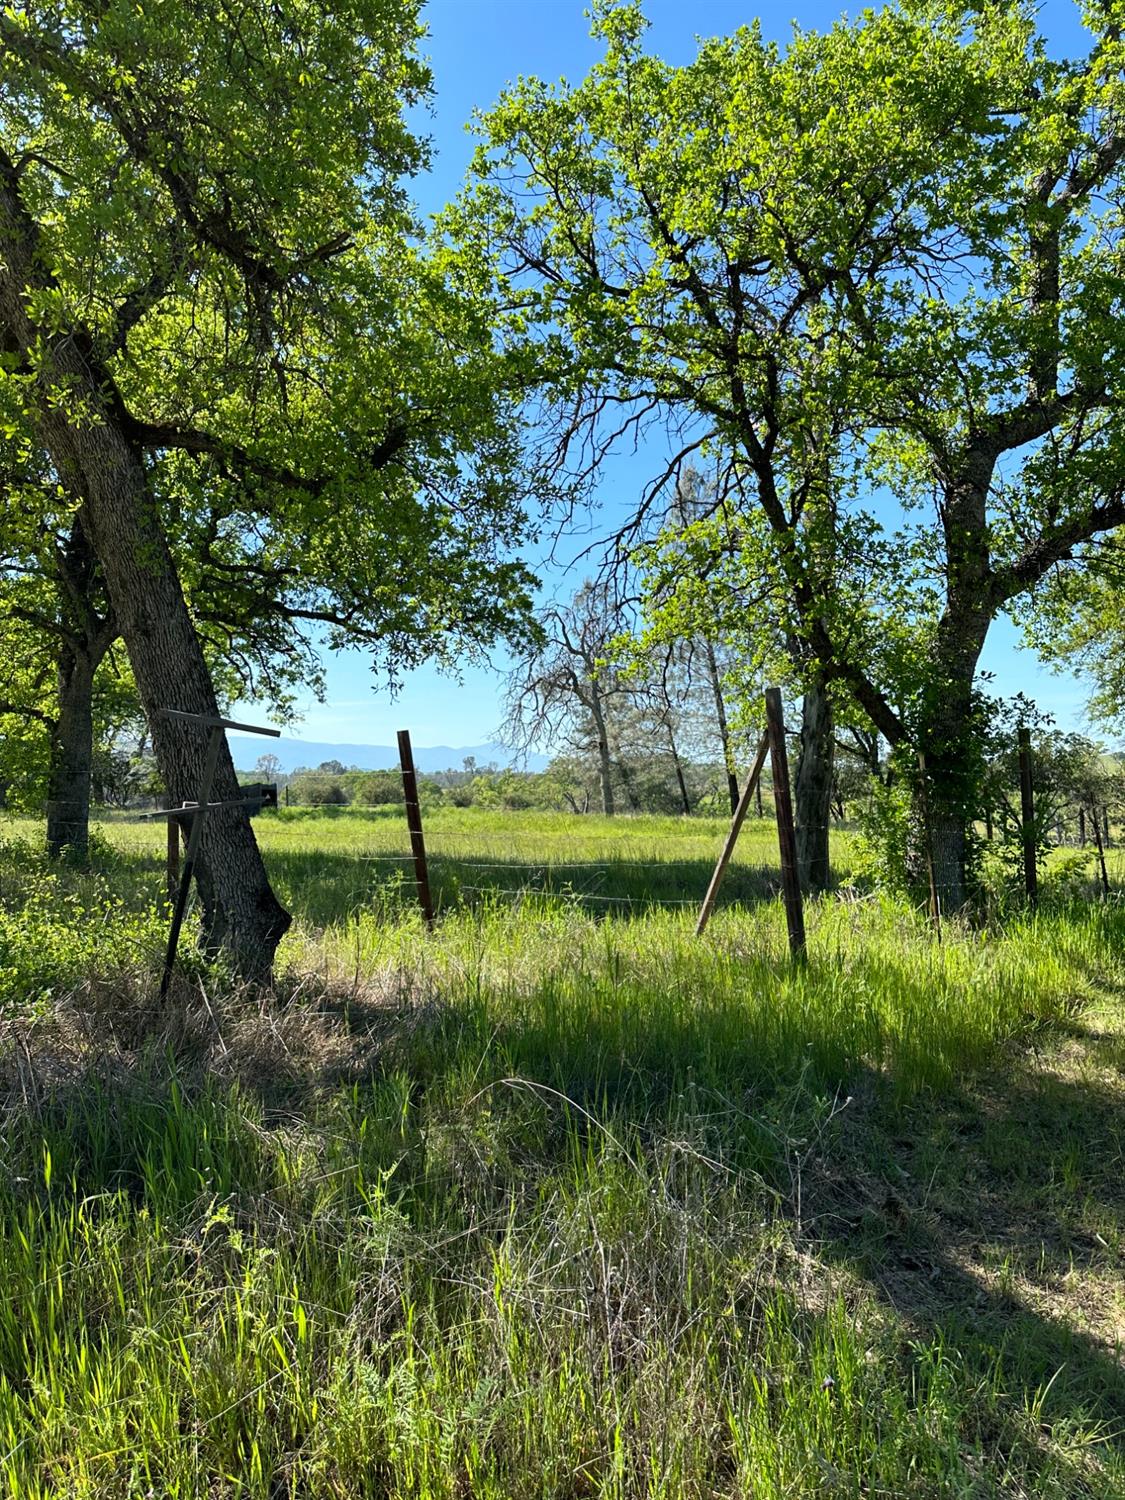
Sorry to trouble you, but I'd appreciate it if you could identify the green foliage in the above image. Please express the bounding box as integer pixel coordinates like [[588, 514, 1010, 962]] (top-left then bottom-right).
[[854, 776, 915, 896], [351, 769, 407, 806], [0, 832, 165, 1004], [0, 0, 544, 744], [453, 0, 1125, 903]]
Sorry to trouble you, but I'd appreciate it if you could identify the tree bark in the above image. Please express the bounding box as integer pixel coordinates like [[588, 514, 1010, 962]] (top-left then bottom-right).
[[587, 683, 615, 817], [43, 516, 115, 862], [909, 657, 986, 914], [45, 646, 96, 861], [664, 718, 691, 815], [795, 676, 834, 891], [703, 637, 739, 815], [0, 162, 291, 980]]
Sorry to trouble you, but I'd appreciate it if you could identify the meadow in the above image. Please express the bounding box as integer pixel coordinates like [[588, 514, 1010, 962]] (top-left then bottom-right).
[[0, 807, 1122, 1497]]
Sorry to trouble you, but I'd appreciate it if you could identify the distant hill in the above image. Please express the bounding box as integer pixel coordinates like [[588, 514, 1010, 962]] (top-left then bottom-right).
[[228, 736, 548, 775]]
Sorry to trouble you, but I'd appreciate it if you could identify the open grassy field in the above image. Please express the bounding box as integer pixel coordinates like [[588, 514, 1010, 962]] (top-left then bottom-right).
[[0, 807, 1122, 1497]]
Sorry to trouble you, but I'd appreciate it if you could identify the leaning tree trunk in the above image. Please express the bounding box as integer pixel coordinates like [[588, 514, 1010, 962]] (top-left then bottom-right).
[[795, 676, 834, 892], [0, 181, 290, 980], [75, 462, 291, 976], [46, 646, 96, 861]]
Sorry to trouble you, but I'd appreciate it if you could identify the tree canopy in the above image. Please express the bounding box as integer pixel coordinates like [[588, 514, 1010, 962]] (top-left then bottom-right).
[[0, 0, 543, 969], [450, 0, 1125, 905]]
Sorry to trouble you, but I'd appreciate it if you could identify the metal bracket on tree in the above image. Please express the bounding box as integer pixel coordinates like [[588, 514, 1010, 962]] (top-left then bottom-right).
[[145, 708, 281, 997]]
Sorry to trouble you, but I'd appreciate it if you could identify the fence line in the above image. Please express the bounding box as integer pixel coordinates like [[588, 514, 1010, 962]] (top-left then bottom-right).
[[455, 885, 746, 908]]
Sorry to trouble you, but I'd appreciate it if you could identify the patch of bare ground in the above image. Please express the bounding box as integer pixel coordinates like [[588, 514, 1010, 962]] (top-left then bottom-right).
[[0, 965, 440, 1118]]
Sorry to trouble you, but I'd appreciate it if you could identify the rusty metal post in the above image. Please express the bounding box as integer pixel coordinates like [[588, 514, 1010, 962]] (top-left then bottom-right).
[[165, 800, 181, 903], [398, 730, 435, 929], [1091, 803, 1111, 895], [161, 725, 224, 997]]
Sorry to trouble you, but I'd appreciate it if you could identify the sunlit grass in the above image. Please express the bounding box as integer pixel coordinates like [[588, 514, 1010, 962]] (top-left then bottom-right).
[[0, 808, 1122, 1495]]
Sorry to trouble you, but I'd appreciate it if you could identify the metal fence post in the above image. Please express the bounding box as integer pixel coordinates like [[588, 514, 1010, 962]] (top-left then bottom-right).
[[398, 730, 435, 929]]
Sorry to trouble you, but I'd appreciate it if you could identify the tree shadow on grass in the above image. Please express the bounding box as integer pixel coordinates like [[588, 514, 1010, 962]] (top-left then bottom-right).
[[118, 842, 794, 927], [798, 1030, 1125, 1464], [2, 948, 1122, 1489]]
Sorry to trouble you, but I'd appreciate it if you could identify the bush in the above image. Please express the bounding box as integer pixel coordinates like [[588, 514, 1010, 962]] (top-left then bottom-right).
[[290, 773, 349, 806], [351, 770, 404, 806]]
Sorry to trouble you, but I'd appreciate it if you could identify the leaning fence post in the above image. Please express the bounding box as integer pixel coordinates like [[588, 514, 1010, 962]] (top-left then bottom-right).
[[161, 725, 224, 998], [696, 732, 770, 936], [764, 687, 806, 964], [397, 730, 435, 930], [1018, 727, 1038, 907]]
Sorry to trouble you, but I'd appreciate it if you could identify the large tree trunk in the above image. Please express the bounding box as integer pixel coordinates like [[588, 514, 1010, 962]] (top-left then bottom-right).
[[46, 646, 96, 861], [587, 685, 615, 816], [75, 461, 290, 975], [795, 676, 834, 892], [703, 637, 739, 816], [45, 516, 115, 862], [0, 172, 291, 981], [911, 631, 989, 915]]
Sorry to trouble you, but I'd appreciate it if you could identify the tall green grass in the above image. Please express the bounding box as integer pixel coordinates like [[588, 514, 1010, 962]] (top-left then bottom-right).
[[0, 809, 1121, 1495]]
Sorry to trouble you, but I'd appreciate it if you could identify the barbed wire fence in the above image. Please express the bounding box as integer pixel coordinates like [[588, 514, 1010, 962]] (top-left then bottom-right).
[[2, 691, 1123, 962]]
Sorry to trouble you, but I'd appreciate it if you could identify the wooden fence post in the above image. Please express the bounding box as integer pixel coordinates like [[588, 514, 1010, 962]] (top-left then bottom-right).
[[1090, 802, 1111, 895], [916, 752, 941, 938], [398, 730, 435, 930], [1018, 727, 1038, 907], [696, 733, 770, 936], [764, 688, 806, 964]]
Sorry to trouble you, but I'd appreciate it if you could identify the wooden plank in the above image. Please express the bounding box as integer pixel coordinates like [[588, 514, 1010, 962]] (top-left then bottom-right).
[[158, 707, 281, 737], [765, 687, 806, 963], [1018, 727, 1038, 907], [695, 733, 770, 936], [398, 729, 435, 930]]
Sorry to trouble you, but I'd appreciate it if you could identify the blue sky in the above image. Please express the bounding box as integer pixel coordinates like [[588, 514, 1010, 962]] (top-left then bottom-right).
[[262, 0, 1099, 748]]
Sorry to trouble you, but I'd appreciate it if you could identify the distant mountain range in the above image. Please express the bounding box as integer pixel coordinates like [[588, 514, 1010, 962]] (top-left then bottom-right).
[[228, 735, 549, 775]]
